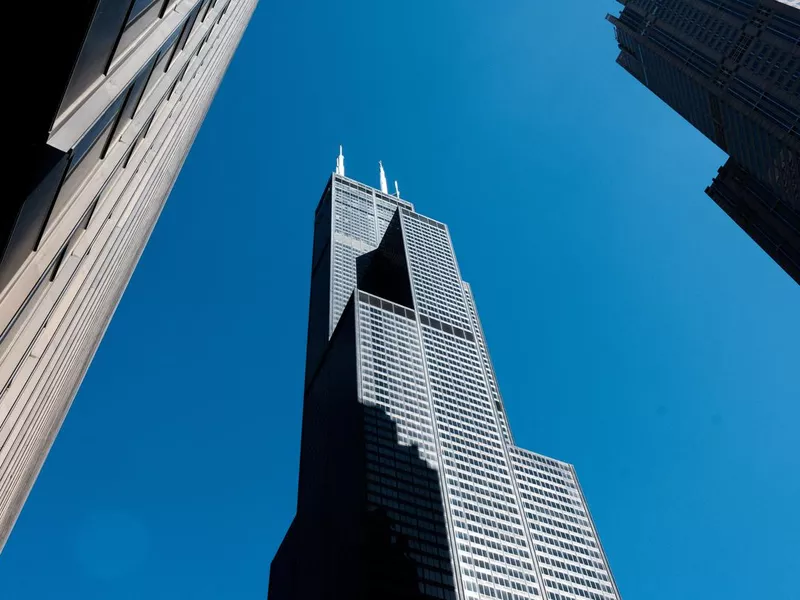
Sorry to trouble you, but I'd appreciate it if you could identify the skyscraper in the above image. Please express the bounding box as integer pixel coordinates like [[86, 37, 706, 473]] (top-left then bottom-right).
[[607, 0, 799, 284], [269, 152, 622, 600], [0, 0, 258, 549]]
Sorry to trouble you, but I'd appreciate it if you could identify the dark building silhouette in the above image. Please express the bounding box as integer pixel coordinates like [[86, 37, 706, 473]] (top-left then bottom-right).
[[607, 0, 800, 284], [269, 158, 622, 600], [270, 197, 456, 600], [269, 300, 456, 600]]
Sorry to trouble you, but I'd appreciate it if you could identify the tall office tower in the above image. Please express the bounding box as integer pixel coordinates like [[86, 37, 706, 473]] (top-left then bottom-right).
[[607, 0, 800, 285], [0, 0, 257, 549], [269, 154, 622, 600]]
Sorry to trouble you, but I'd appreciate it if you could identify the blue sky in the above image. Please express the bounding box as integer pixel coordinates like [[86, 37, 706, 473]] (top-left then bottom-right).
[[2, 1, 798, 598]]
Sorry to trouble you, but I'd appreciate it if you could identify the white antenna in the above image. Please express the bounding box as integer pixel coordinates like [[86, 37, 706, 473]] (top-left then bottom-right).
[[394, 180, 401, 198], [336, 145, 345, 176], [379, 161, 388, 194]]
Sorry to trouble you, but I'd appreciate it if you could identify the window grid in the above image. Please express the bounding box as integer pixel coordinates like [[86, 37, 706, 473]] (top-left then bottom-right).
[[512, 449, 617, 600], [400, 211, 472, 331], [315, 175, 621, 600]]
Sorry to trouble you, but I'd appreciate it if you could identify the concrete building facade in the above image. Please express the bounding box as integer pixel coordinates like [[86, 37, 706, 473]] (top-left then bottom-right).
[[0, 0, 258, 549]]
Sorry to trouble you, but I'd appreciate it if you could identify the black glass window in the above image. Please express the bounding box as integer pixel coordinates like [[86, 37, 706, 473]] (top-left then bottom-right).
[[138, 26, 182, 104], [59, 0, 134, 115], [51, 92, 127, 225], [176, 4, 202, 52], [128, 0, 160, 23], [116, 57, 156, 130], [113, 0, 164, 63]]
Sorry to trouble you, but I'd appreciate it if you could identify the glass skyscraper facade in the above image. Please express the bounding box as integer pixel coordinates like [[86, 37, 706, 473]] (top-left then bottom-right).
[[269, 161, 622, 600], [607, 0, 799, 284], [1, 0, 257, 549]]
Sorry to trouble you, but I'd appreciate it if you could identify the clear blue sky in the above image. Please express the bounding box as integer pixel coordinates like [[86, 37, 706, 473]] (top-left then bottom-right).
[[2, 1, 798, 597]]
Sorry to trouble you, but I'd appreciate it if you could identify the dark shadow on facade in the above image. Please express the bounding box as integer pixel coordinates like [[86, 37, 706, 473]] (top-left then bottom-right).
[[707, 158, 800, 285], [268, 298, 456, 600], [5, 0, 129, 289], [356, 211, 414, 309]]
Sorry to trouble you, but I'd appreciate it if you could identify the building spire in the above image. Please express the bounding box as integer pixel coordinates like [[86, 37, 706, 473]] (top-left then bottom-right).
[[394, 180, 401, 198], [379, 160, 388, 194], [336, 145, 345, 176]]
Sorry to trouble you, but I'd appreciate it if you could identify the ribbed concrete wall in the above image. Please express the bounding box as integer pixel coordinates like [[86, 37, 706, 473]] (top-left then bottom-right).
[[0, 0, 258, 550]]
